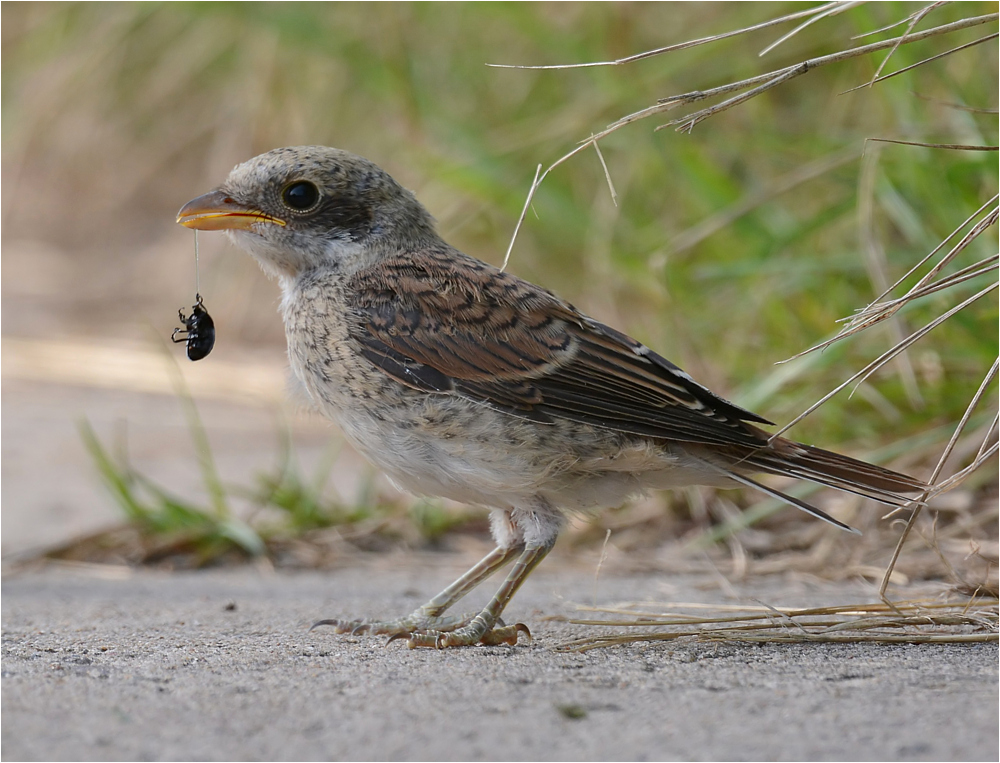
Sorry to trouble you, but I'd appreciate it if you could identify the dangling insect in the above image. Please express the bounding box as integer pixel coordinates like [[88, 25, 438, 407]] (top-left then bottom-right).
[[173, 230, 216, 361], [172, 293, 215, 361]]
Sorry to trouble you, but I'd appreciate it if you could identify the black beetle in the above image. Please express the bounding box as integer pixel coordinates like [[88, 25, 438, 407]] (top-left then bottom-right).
[[172, 294, 215, 361]]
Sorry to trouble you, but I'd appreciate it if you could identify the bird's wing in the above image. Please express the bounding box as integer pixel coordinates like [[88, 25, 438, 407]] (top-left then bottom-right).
[[346, 248, 772, 448]]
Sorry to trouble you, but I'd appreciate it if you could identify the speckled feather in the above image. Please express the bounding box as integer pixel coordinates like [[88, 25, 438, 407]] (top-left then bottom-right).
[[346, 246, 774, 444]]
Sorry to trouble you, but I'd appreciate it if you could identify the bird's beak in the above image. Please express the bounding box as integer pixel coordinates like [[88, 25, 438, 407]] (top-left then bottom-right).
[[176, 190, 286, 231]]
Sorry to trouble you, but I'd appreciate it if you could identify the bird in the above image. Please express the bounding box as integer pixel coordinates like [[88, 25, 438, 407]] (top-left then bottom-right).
[[177, 145, 926, 648]]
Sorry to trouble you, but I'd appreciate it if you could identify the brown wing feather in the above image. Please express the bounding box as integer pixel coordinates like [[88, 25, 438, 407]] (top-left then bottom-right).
[[348, 248, 928, 509], [347, 248, 772, 447]]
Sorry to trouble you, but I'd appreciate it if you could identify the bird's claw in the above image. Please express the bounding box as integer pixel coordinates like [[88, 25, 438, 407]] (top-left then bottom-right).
[[385, 632, 410, 647], [308, 618, 340, 633], [482, 622, 531, 646], [310, 618, 410, 637]]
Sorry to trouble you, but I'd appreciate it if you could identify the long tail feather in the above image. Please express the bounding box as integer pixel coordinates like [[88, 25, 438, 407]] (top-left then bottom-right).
[[693, 435, 927, 534], [744, 437, 928, 508], [722, 470, 862, 534]]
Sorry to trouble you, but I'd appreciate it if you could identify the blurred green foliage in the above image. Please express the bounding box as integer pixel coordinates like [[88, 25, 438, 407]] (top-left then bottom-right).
[[3, 1, 996, 460], [79, 418, 267, 563]]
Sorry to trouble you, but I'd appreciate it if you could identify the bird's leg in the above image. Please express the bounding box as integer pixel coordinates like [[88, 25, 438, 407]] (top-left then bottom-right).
[[403, 541, 553, 648], [311, 543, 521, 637]]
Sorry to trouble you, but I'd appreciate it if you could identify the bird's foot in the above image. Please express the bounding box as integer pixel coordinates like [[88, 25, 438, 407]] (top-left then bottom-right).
[[311, 613, 530, 648], [395, 620, 531, 649]]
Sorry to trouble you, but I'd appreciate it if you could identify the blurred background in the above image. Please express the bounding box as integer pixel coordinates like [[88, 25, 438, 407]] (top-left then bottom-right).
[[2, 3, 996, 587]]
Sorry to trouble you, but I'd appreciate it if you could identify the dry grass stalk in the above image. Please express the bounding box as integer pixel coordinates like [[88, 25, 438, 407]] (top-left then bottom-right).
[[786, 199, 997, 358], [863, 1, 948, 85], [497, 8, 997, 285], [843, 30, 999, 93], [658, 13, 997, 132], [488, 2, 856, 70], [768, 282, 996, 442], [879, 361, 999, 596], [552, 598, 999, 652], [867, 138, 998, 150]]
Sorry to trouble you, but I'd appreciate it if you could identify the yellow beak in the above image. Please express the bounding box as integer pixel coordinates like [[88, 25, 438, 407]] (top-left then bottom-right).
[[176, 190, 286, 230]]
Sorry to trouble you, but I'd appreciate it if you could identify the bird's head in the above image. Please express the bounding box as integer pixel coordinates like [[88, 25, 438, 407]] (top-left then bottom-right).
[[177, 146, 438, 278]]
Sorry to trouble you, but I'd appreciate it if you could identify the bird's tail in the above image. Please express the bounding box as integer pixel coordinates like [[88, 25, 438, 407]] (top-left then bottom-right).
[[704, 435, 929, 534]]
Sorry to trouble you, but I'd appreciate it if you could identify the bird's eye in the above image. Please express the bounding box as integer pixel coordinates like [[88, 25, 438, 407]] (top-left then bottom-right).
[[281, 181, 320, 211]]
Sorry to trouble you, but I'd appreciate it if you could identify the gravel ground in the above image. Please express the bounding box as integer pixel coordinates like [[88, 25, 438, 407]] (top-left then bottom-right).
[[3, 563, 997, 762], [2, 366, 996, 761]]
